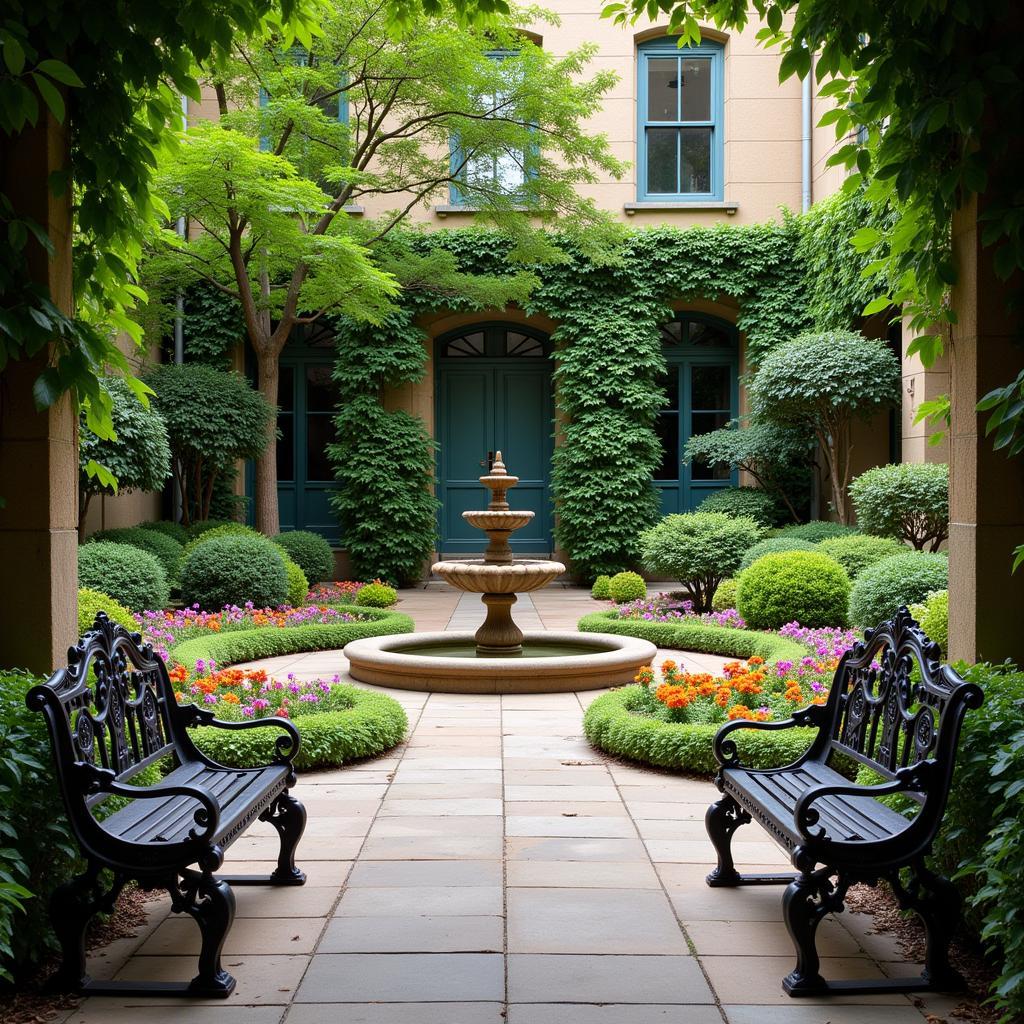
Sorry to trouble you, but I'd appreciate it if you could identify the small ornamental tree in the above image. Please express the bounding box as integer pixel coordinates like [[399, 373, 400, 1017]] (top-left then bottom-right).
[[849, 462, 949, 551], [750, 332, 901, 525], [639, 511, 763, 612], [78, 378, 171, 540], [147, 364, 274, 526]]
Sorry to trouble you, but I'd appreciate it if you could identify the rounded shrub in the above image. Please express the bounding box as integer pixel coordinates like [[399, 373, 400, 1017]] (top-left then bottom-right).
[[78, 542, 169, 612], [777, 520, 860, 543], [737, 550, 850, 629], [179, 534, 289, 610], [182, 522, 261, 562], [90, 526, 184, 587], [849, 462, 949, 551], [273, 530, 335, 584], [356, 581, 398, 607], [140, 520, 189, 545], [591, 575, 612, 600], [77, 587, 137, 636], [186, 518, 245, 540], [608, 571, 647, 603], [738, 537, 818, 571], [909, 589, 948, 656], [817, 534, 905, 580], [848, 551, 949, 629], [697, 486, 780, 528], [639, 511, 763, 611], [282, 556, 310, 607], [712, 577, 740, 611]]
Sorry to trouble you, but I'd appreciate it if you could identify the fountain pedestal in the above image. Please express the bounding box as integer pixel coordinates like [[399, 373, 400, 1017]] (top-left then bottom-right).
[[477, 593, 522, 654]]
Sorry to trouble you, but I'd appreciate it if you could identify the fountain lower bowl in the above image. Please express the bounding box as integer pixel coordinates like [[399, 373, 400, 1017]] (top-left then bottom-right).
[[344, 630, 656, 694]]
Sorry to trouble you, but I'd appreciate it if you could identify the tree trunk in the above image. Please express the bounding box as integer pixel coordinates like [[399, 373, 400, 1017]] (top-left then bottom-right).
[[254, 348, 281, 535]]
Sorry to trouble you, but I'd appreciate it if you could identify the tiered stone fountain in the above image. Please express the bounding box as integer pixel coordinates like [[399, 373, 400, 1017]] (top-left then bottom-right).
[[344, 452, 655, 694]]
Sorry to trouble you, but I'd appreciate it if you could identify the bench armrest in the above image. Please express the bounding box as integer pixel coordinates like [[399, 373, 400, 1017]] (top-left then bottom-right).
[[713, 704, 828, 770], [180, 705, 301, 767], [793, 764, 931, 844], [76, 763, 220, 843]]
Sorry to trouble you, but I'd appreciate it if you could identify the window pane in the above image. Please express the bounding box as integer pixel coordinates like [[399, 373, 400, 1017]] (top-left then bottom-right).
[[654, 412, 680, 480], [277, 415, 295, 482], [689, 320, 731, 348], [659, 320, 683, 345], [306, 414, 337, 481], [689, 411, 731, 480], [680, 128, 712, 193], [496, 149, 525, 190], [647, 58, 678, 121], [278, 366, 295, 412], [691, 365, 730, 410], [446, 332, 485, 357], [680, 58, 711, 121], [465, 152, 495, 188], [647, 128, 678, 194], [306, 365, 336, 413], [506, 331, 544, 357], [658, 369, 680, 410]]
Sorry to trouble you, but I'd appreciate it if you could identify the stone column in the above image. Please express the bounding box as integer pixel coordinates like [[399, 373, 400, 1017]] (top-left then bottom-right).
[[947, 195, 1024, 663], [0, 114, 78, 673]]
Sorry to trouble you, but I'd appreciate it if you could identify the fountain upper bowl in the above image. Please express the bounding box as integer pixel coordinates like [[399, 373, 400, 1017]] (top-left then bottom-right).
[[431, 557, 565, 593]]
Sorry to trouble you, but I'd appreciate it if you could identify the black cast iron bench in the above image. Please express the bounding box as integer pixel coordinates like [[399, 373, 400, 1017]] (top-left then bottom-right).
[[26, 612, 308, 998], [705, 606, 983, 996]]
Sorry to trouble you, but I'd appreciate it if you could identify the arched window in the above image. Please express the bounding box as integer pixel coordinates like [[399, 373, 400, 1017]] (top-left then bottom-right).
[[654, 312, 738, 513], [637, 37, 724, 201]]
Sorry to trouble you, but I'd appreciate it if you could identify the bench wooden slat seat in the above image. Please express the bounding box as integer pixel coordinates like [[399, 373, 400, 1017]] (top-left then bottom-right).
[[27, 612, 309, 999], [704, 607, 984, 997]]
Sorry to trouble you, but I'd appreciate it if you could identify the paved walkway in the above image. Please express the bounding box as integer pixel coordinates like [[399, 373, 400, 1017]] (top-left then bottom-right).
[[65, 587, 954, 1024]]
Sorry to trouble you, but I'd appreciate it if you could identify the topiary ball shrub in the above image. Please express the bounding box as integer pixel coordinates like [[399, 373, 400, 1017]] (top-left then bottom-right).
[[282, 556, 310, 607], [90, 526, 184, 588], [909, 589, 948, 656], [356, 581, 399, 607], [639, 512, 763, 611], [697, 486, 781, 528], [591, 575, 612, 600], [777, 520, 860, 543], [181, 522, 261, 562], [608, 571, 647, 603], [849, 462, 949, 551], [848, 551, 949, 629], [273, 530, 335, 584], [738, 537, 818, 572], [737, 550, 850, 629], [140, 520, 189, 545], [186, 518, 244, 540], [78, 542, 169, 612], [712, 576, 740, 611], [77, 587, 137, 636], [817, 534, 905, 580], [180, 534, 289, 610]]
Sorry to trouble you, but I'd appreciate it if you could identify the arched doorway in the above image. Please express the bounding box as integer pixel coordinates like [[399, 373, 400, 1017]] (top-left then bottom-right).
[[654, 312, 739, 513], [435, 323, 554, 555]]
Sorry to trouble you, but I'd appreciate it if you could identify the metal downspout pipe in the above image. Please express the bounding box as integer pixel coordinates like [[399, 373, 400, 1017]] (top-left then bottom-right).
[[173, 93, 188, 521]]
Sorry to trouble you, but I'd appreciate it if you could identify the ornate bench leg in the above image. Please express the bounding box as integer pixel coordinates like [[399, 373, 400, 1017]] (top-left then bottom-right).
[[782, 867, 848, 995], [178, 873, 236, 998], [893, 860, 965, 990], [705, 795, 751, 886], [48, 863, 115, 992], [268, 792, 307, 885]]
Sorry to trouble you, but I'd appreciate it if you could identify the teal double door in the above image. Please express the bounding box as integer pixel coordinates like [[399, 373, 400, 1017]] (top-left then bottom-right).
[[436, 325, 553, 555]]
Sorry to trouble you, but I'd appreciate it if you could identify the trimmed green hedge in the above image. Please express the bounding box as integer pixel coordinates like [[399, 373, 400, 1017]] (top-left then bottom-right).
[[583, 686, 816, 773], [577, 610, 808, 666], [170, 606, 414, 671], [192, 685, 408, 770]]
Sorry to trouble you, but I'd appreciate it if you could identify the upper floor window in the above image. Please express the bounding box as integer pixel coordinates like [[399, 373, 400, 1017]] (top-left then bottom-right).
[[637, 38, 723, 201]]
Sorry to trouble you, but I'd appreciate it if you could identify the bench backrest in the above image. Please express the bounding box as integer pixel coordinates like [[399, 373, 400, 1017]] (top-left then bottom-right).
[[817, 607, 983, 807], [26, 612, 182, 823]]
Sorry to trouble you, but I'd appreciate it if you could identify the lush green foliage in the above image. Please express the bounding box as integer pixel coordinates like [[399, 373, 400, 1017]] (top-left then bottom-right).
[[78, 541, 168, 612], [140, 520, 188, 545], [847, 551, 949, 628], [738, 536, 818, 572], [849, 462, 949, 551], [737, 550, 850, 629], [181, 522, 261, 562], [179, 534, 288, 611], [273, 531, 335, 585], [696, 486, 780, 528], [177, 283, 245, 367], [583, 685, 815, 773], [639, 512, 763, 612], [77, 588, 137, 636], [712, 576, 739, 611], [186, 518, 244, 539], [777, 520, 860, 544], [591, 575, 612, 600], [147, 364, 273, 525], [607, 571, 648, 604], [816, 533, 905, 580], [356, 582, 399, 608], [751, 332, 901, 523], [908, 589, 948, 657], [578, 610, 809, 665], [192, 685, 407, 771], [89, 526, 183, 588], [282, 556, 309, 608], [78, 378, 171, 524]]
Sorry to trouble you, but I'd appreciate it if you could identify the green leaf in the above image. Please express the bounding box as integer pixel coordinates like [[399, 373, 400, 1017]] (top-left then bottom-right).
[[32, 73, 65, 123], [36, 59, 83, 88], [1, 31, 26, 75]]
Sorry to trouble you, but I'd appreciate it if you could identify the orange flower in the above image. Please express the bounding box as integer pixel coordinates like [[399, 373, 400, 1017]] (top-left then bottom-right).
[[747, 656, 764, 666], [221, 692, 240, 704], [715, 686, 732, 708], [728, 705, 770, 722]]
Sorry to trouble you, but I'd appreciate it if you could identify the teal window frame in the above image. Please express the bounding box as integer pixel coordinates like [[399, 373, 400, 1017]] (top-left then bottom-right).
[[637, 37, 724, 202], [258, 50, 349, 154]]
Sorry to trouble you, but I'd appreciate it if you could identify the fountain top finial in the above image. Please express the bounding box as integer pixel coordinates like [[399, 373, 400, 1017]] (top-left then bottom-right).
[[479, 450, 518, 511]]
